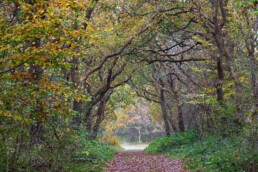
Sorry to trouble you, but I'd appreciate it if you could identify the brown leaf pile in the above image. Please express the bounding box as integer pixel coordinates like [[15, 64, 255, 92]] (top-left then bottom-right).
[[106, 151, 188, 172]]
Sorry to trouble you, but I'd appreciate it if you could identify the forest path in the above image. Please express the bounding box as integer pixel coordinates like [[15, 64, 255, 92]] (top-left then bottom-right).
[[121, 143, 148, 150], [106, 151, 188, 172]]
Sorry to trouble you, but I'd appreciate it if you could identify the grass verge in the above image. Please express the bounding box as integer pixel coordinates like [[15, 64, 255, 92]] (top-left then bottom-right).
[[145, 131, 257, 171]]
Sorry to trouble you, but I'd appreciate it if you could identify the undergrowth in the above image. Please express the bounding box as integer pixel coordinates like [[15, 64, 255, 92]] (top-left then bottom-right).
[[145, 131, 258, 172], [0, 129, 118, 172], [64, 131, 119, 172]]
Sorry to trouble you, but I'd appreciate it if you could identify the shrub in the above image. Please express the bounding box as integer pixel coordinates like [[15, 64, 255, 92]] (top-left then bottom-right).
[[65, 130, 117, 172], [99, 133, 121, 147], [145, 131, 258, 172], [145, 131, 199, 153]]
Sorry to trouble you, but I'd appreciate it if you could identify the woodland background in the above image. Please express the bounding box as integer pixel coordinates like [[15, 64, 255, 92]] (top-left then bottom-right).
[[0, 0, 257, 171]]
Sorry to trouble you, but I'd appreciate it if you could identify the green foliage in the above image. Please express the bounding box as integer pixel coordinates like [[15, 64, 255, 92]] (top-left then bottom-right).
[[145, 131, 258, 172], [99, 133, 121, 147], [69, 131, 117, 172], [145, 131, 199, 153], [0, 127, 117, 172], [211, 100, 243, 135]]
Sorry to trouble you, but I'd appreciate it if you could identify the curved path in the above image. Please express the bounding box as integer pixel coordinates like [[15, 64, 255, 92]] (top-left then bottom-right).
[[106, 151, 188, 172]]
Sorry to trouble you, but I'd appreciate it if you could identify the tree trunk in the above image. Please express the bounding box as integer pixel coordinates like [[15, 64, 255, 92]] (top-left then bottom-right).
[[90, 99, 106, 139], [29, 38, 44, 146], [70, 1, 99, 127], [168, 118, 178, 132], [85, 103, 94, 132], [248, 5, 258, 121], [177, 103, 185, 132], [70, 57, 84, 127], [160, 88, 171, 136], [215, 58, 224, 105], [248, 54, 258, 122], [172, 79, 185, 132], [90, 91, 112, 139], [135, 127, 141, 143]]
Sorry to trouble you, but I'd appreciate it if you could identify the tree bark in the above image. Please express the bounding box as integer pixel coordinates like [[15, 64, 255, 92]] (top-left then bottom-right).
[[176, 97, 185, 132], [70, 57, 84, 127], [90, 91, 112, 139], [248, 4, 258, 121], [248, 54, 258, 122], [135, 127, 142, 143], [168, 117, 178, 132], [171, 79, 185, 132], [160, 88, 171, 136], [215, 58, 224, 105], [29, 38, 44, 146], [90, 99, 106, 139]]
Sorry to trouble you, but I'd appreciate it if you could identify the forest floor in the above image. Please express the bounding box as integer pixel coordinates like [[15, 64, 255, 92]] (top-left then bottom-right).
[[105, 151, 188, 172]]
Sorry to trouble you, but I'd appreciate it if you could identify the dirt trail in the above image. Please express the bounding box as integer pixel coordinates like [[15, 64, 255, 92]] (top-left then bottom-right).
[[106, 151, 188, 172], [120, 144, 148, 150]]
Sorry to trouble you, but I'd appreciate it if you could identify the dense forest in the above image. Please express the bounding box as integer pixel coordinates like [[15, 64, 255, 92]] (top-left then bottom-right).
[[0, 0, 257, 171]]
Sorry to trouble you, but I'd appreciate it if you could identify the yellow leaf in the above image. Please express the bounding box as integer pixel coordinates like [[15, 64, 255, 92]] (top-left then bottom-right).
[[84, 151, 90, 156]]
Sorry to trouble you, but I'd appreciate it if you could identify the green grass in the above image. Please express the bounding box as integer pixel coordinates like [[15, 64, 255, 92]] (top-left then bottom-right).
[[145, 131, 258, 172]]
